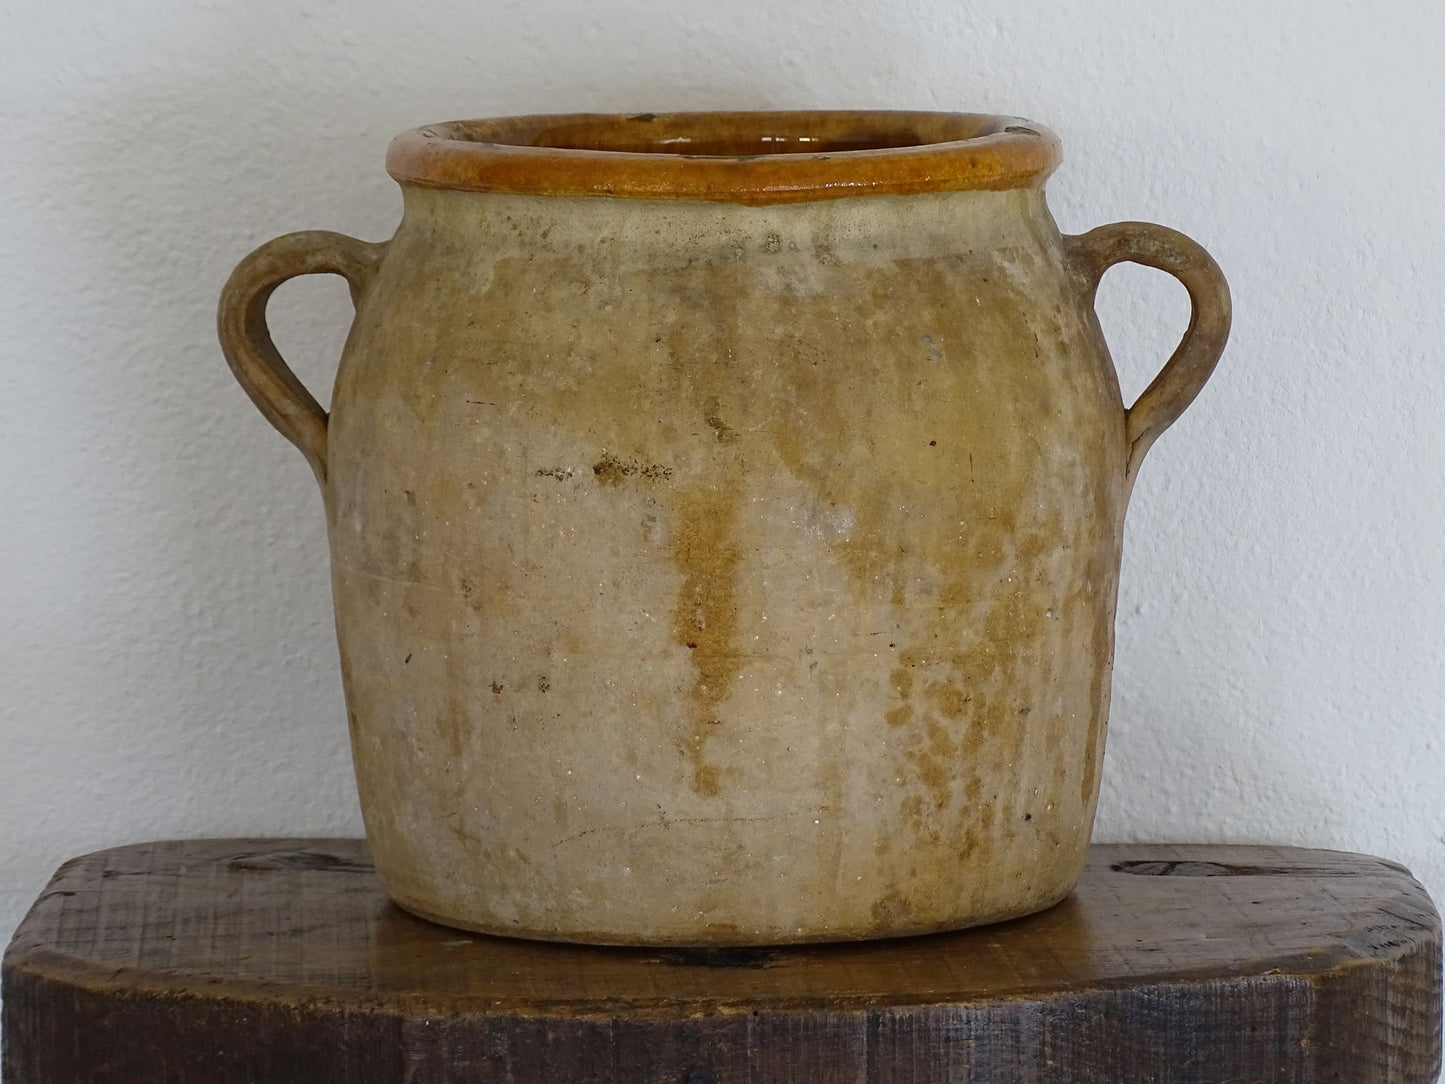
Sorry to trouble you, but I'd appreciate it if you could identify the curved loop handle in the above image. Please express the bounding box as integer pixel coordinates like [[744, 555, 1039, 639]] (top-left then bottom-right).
[[218, 230, 388, 485], [1066, 222, 1231, 480]]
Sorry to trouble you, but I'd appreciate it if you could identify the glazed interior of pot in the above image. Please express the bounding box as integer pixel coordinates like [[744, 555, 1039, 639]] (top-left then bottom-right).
[[438, 112, 1020, 159]]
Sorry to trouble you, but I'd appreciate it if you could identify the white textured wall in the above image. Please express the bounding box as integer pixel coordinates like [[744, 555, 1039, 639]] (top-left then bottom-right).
[[3, 0, 1443, 1000]]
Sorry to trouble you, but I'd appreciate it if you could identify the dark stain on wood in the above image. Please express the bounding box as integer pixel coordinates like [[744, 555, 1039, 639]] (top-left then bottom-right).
[[226, 850, 373, 874], [654, 947, 776, 969]]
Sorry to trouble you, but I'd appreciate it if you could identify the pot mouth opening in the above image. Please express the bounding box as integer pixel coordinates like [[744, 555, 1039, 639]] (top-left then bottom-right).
[[387, 111, 1060, 206]]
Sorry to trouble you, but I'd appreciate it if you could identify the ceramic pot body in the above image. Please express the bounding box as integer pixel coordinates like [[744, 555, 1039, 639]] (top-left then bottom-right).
[[220, 112, 1230, 945]]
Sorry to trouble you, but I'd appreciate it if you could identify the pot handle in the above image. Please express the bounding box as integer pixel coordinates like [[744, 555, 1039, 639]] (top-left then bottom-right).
[[218, 230, 388, 485], [1066, 222, 1231, 480]]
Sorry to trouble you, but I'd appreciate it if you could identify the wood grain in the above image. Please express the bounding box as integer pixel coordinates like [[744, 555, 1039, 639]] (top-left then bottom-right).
[[3, 840, 1439, 1082]]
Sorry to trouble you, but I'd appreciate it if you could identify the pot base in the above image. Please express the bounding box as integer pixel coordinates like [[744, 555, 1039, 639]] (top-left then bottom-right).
[[384, 885, 1076, 948]]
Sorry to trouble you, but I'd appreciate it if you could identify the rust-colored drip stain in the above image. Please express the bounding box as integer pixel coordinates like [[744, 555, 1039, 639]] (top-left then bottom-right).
[[885, 704, 912, 728], [669, 483, 745, 797], [885, 648, 1007, 874], [766, 258, 1032, 602], [886, 666, 915, 727], [925, 679, 972, 721], [913, 720, 959, 797], [1080, 549, 1117, 806], [1080, 714, 1103, 808], [764, 328, 901, 594], [870, 890, 914, 926]]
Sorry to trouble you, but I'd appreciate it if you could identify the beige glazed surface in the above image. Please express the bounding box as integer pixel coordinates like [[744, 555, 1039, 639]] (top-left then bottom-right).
[[219, 112, 1230, 945]]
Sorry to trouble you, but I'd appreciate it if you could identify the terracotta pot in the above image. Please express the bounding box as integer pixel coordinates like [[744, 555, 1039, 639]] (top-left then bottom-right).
[[219, 111, 1230, 945]]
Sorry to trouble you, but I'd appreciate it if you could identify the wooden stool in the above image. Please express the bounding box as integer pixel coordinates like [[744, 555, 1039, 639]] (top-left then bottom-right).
[[3, 839, 1439, 1082]]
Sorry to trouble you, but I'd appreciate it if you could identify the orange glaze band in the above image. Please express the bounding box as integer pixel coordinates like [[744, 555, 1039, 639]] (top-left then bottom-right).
[[386, 111, 1061, 206]]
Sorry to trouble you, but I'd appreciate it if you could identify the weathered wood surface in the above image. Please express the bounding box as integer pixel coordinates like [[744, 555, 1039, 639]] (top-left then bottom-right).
[[3, 840, 1439, 1082]]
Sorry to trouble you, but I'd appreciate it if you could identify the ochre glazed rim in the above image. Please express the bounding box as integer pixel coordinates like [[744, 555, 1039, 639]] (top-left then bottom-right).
[[386, 111, 1061, 205]]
